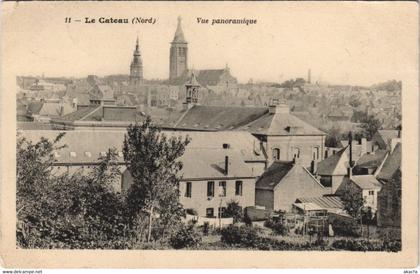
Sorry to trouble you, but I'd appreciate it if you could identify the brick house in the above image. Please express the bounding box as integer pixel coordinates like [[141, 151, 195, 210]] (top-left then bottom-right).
[[255, 160, 330, 211]]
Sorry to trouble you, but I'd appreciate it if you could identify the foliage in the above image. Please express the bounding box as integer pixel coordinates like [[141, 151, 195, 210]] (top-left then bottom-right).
[[123, 116, 190, 242], [325, 126, 341, 147], [16, 134, 133, 249], [340, 184, 364, 219], [371, 80, 402, 92], [223, 200, 243, 223], [332, 239, 401, 252], [359, 114, 382, 140], [264, 219, 287, 235], [169, 223, 202, 249], [330, 218, 361, 237], [220, 225, 259, 247]]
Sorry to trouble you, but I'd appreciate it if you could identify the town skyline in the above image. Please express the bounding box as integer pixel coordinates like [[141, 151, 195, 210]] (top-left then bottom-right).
[[6, 3, 415, 86]]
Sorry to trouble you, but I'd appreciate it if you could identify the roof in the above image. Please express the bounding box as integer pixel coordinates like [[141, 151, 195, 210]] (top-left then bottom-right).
[[172, 16, 187, 43], [350, 175, 382, 190], [295, 196, 344, 209], [238, 111, 325, 136], [293, 202, 325, 211], [377, 142, 401, 181], [53, 105, 138, 123], [26, 101, 44, 115], [375, 129, 401, 149], [355, 149, 388, 169], [180, 148, 255, 180], [316, 147, 348, 175], [172, 105, 268, 131], [255, 161, 295, 190], [196, 70, 226, 86]]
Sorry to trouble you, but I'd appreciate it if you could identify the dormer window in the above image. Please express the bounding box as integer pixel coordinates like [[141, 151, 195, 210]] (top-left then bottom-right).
[[70, 152, 77, 157], [99, 151, 107, 157], [84, 152, 92, 157]]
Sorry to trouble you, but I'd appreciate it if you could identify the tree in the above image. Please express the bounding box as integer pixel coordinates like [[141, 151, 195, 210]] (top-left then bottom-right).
[[123, 116, 190, 242], [340, 184, 364, 219], [17, 133, 130, 249], [325, 126, 341, 148], [360, 114, 382, 140], [223, 200, 243, 223]]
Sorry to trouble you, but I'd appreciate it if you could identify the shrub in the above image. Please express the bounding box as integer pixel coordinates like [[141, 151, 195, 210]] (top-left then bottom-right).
[[169, 224, 202, 249], [264, 219, 287, 235], [186, 208, 198, 216], [202, 222, 210, 236], [243, 214, 253, 226], [220, 225, 259, 247], [223, 201, 243, 223], [331, 239, 401, 252], [331, 218, 360, 237]]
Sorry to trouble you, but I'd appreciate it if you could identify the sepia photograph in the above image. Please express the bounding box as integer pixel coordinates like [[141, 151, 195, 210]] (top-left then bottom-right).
[[0, 1, 418, 269]]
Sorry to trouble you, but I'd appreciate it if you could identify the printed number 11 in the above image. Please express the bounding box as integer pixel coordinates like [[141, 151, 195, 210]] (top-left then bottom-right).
[[65, 17, 72, 23]]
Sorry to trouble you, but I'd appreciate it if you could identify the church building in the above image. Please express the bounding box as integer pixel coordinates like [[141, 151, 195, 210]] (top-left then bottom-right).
[[129, 37, 144, 87], [169, 16, 188, 80]]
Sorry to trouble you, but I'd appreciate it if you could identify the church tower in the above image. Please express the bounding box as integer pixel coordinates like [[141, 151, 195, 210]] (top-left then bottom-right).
[[169, 16, 188, 80], [130, 37, 143, 86]]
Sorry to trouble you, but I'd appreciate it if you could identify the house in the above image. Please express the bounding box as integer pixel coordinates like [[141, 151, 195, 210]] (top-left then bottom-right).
[[336, 175, 383, 212], [255, 160, 330, 211], [352, 149, 389, 175], [371, 129, 401, 151], [376, 143, 401, 227], [122, 147, 257, 218], [316, 147, 349, 193]]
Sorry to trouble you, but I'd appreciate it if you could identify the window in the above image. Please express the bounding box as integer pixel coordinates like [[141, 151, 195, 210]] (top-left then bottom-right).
[[219, 181, 226, 197], [207, 181, 215, 197], [272, 148, 280, 160], [185, 182, 192, 198], [206, 208, 214, 218], [235, 181, 243, 196], [292, 147, 300, 159], [312, 147, 319, 160], [320, 176, 332, 187], [218, 207, 227, 217], [368, 190, 375, 195]]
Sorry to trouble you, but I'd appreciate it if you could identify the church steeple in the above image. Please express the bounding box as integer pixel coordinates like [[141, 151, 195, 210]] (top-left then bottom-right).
[[130, 36, 143, 86], [170, 16, 188, 80]]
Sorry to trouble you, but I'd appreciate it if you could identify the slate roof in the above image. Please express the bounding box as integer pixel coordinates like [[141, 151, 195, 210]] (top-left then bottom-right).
[[180, 148, 255, 180], [316, 147, 348, 175], [255, 161, 295, 190], [355, 150, 388, 169], [350, 175, 382, 190], [57, 106, 98, 121], [172, 105, 268, 131], [196, 70, 226, 86], [239, 112, 325, 136], [172, 17, 187, 44], [375, 130, 401, 149], [377, 142, 401, 181], [295, 196, 344, 209], [26, 102, 44, 115], [19, 131, 256, 180]]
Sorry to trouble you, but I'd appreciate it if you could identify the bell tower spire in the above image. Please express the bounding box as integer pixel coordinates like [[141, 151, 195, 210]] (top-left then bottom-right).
[[130, 36, 143, 86], [170, 16, 188, 80]]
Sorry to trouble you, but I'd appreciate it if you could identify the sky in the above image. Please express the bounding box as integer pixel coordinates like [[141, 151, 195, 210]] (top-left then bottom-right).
[[2, 2, 418, 86]]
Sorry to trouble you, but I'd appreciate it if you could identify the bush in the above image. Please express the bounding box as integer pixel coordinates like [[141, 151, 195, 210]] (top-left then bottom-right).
[[332, 239, 401, 252], [243, 214, 253, 226], [331, 218, 360, 237], [169, 224, 202, 249], [202, 222, 210, 236], [223, 201, 243, 223], [220, 225, 259, 247], [185, 208, 198, 216], [264, 219, 287, 235]]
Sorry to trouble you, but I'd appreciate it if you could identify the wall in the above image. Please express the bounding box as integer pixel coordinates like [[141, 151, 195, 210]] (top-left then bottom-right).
[[273, 165, 330, 211], [179, 178, 255, 217], [266, 135, 325, 168], [255, 189, 274, 210]]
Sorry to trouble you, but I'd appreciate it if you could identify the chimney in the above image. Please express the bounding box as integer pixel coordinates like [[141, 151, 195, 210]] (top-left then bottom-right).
[[225, 156, 229, 175], [397, 130, 401, 138], [361, 138, 367, 156], [310, 160, 317, 174], [348, 131, 354, 178]]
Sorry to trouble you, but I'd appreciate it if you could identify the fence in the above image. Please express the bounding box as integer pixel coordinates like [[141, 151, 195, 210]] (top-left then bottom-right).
[[185, 214, 233, 228]]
